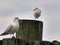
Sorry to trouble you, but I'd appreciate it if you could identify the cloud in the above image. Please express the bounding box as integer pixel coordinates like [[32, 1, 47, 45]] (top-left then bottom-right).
[[0, 0, 60, 10], [44, 0, 60, 5], [0, 0, 55, 17], [0, 0, 36, 16]]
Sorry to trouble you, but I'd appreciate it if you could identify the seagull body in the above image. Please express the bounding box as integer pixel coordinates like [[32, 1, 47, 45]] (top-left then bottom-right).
[[33, 8, 41, 19], [0, 17, 19, 36]]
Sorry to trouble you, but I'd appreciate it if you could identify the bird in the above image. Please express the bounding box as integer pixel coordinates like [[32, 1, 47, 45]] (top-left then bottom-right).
[[0, 17, 19, 37], [33, 8, 41, 19]]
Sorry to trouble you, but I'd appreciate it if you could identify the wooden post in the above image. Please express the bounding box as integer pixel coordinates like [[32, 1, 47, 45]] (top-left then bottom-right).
[[1, 38, 53, 45], [16, 19, 43, 41], [40, 41, 51, 45], [52, 40, 60, 45], [2, 38, 26, 45], [3, 38, 16, 45], [0, 40, 2, 45]]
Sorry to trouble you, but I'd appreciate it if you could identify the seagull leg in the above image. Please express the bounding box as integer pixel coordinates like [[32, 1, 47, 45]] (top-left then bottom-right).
[[13, 33, 14, 37], [12, 33, 15, 38]]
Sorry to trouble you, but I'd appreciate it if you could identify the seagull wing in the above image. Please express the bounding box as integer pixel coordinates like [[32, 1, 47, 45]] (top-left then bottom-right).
[[0, 25, 13, 36]]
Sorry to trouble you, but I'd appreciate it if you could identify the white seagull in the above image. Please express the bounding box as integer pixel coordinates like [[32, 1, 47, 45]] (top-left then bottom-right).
[[33, 8, 41, 19], [0, 17, 19, 37]]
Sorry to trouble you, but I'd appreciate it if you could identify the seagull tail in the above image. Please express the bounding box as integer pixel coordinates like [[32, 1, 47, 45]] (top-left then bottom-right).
[[0, 33, 8, 36]]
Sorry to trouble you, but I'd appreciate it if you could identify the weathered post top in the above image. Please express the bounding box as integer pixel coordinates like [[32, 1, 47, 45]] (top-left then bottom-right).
[[16, 19, 43, 41]]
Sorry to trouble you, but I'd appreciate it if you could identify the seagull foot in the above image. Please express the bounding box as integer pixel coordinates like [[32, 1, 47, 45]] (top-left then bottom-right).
[[12, 36, 15, 39]]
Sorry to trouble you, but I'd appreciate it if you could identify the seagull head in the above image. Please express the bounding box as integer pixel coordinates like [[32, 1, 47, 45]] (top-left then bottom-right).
[[33, 8, 39, 11], [14, 17, 19, 22]]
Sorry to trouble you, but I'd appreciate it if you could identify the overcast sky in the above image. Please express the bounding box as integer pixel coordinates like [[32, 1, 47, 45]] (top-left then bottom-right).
[[0, 0, 60, 41]]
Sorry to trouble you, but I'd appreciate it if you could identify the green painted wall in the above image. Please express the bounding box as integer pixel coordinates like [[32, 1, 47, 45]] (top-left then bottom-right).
[[16, 20, 43, 41]]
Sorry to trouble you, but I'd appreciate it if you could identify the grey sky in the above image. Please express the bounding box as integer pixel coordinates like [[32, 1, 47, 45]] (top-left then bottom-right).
[[0, 0, 60, 41]]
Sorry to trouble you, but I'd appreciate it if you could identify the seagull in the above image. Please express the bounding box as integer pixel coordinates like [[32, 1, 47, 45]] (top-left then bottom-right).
[[0, 17, 19, 37], [33, 8, 41, 19]]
